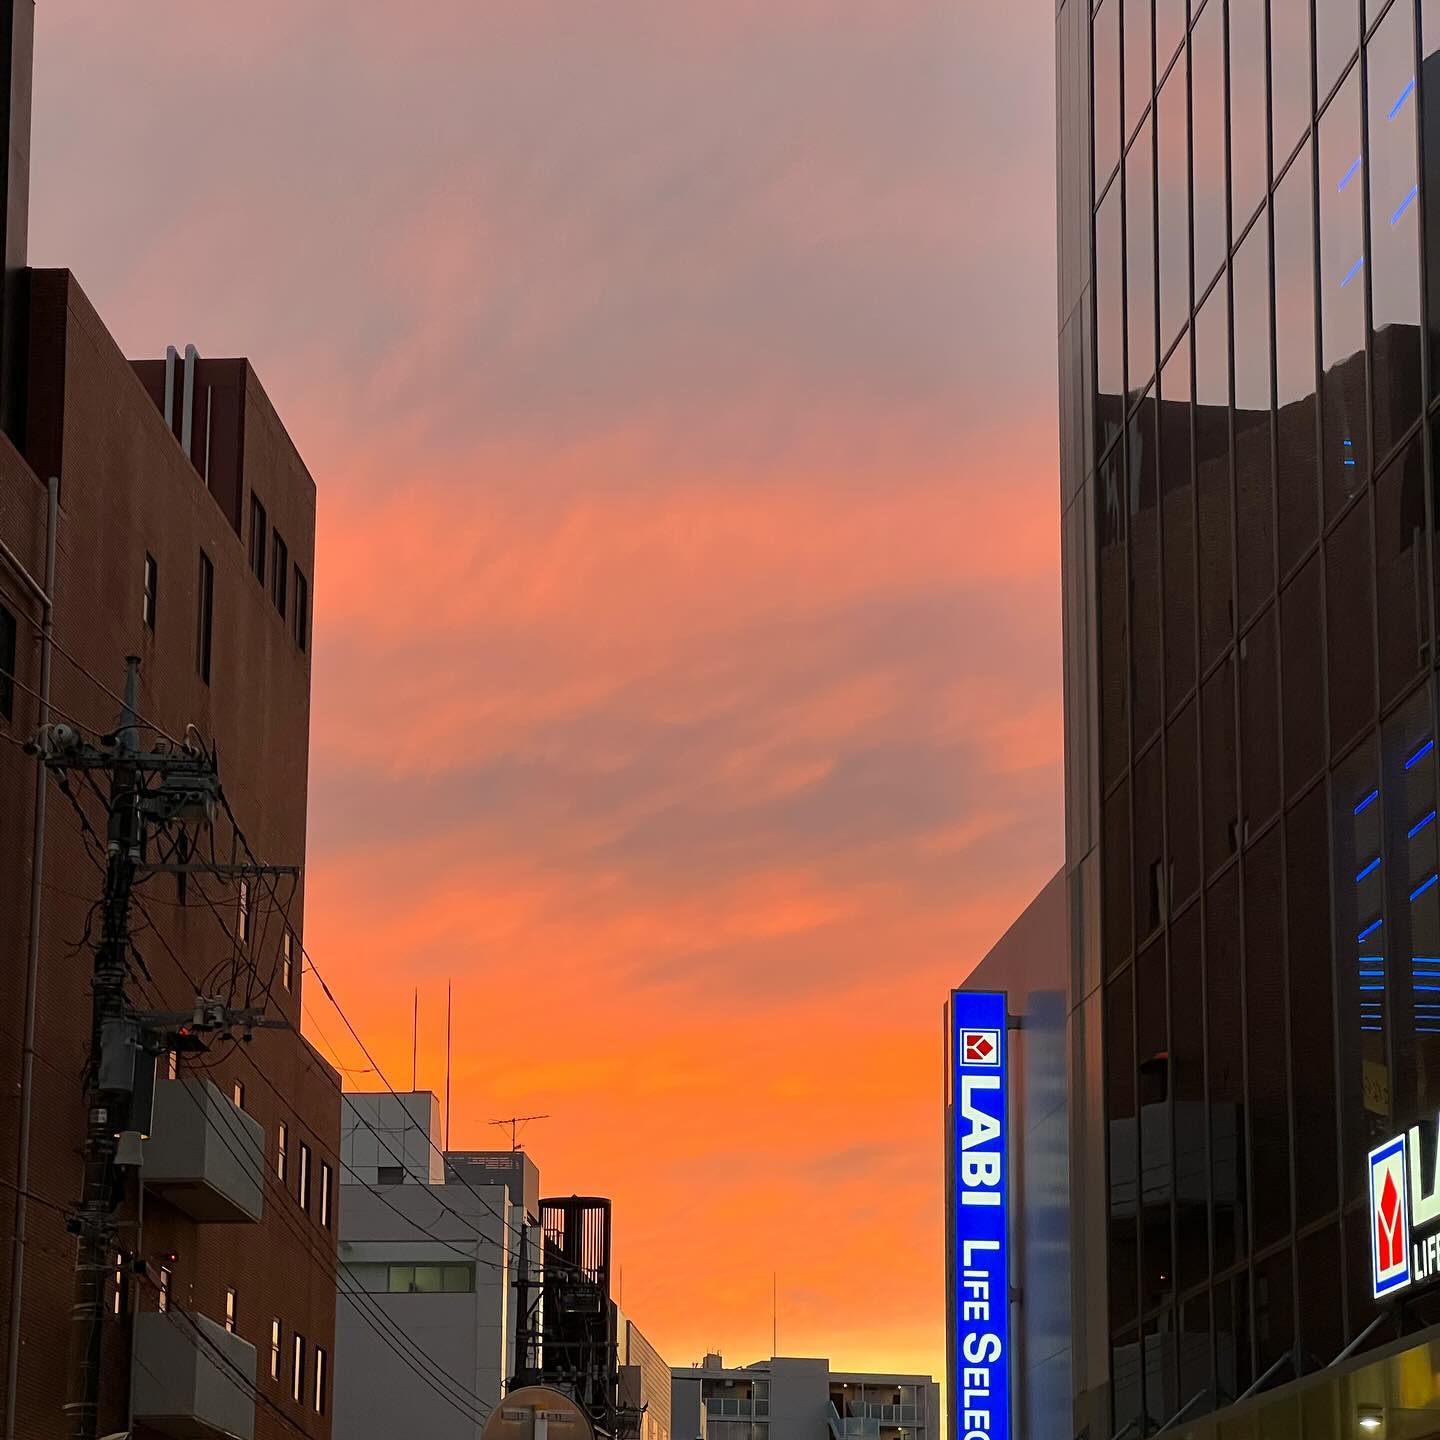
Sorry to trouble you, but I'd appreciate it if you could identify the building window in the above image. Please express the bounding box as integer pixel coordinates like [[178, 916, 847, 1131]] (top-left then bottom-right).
[[249, 495, 267, 583], [112, 1252, 126, 1316], [238, 879, 251, 944], [270, 1318, 281, 1381], [376, 1165, 404, 1186], [320, 1161, 333, 1229], [196, 550, 214, 684], [281, 929, 293, 990], [232, 1079, 245, 1110], [166, 1049, 178, 1081], [291, 1334, 305, 1403], [298, 1142, 312, 1211], [0, 604, 14, 721], [276, 1121, 288, 1183], [158, 1267, 171, 1313], [385, 1263, 474, 1293], [224, 1287, 236, 1333], [293, 567, 309, 651], [143, 553, 158, 632], [314, 1347, 327, 1415], [271, 531, 288, 616]]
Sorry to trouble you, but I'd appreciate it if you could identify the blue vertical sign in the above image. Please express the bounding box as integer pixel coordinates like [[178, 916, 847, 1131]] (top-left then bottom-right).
[[951, 990, 1010, 1440]]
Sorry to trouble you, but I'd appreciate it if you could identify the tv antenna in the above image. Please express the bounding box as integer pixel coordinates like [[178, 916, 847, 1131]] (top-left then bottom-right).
[[490, 1114, 549, 1151]]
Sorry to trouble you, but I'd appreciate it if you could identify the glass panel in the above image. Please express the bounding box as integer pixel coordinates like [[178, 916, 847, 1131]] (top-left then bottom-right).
[[1214, 1272, 1254, 1401], [1142, 1309, 1179, 1428], [1202, 656, 1239, 874], [1288, 782, 1338, 1224], [1100, 443, 1130, 791], [1128, 119, 1157, 396], [1326, 495, 1376, 755], [1253, 1247, 1295, 1371], [1125, 0, 1154, 141], [1333, 737, 1387, 1207], [1425, 13, 1440, 381], [1170, 907, 1207, 1294], [1206, 865, 1247, 1269], [1272, 0, 1312, 168], [1130, 397, 1162, 747], [1316, 0, 1361, 103], [1376, 432, 1427, 707], [413, 1265, 443, 1292], [1135, 746, 1165, 941], [1233, 216, 1274, 626], [1156, 0, 1185, 77], [1318, 71, 1367, 517], [1106, 779, 1135, 970], [1157, 60, 1190, 352], [1230, 0, 1269, 232], [1273, 139, 1319, 575], [442, 1264, 473, 1293], [1296, 1226, 1343, 1369], [1177, 1293, 1212, 1421], [1161, 337, 1195, 705], [1097, 0, 1123, 191], [388, 1265, 414, 1293], [1098, 183, 1125, 424], [1108, 972, 1139, 1333], [1195, 282, 1232, 669], [1136, 936, 1172, 1314], [1281, 555, 1326, 800], [1240, 608, 1281, 836], [1368, 0, 1422, 460], [1191, 0, 1227, 295], [1168, 698, 1201, 907]]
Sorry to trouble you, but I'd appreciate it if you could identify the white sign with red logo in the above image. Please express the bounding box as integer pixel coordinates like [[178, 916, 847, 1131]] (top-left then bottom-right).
[[1369, 1116, 1440, 1299], [962, 1030, 1000, 1067]]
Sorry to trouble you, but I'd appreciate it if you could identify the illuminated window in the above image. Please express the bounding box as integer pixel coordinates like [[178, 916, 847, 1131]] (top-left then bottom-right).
[[158, 1267, 171, 1313], [320, 1161, 333, 1229], [224, 1287, 236, 1333], [281, 929, 293, 990], [270, 1318, 281, 1380], [291, 1334, 305, 1402], [314, 1347, 327, 1414], [299, 1142, 312, 1211], [232, 1080, 245, 1111], [238, 880, 251, 945], [276, 1121, 288, 1183]]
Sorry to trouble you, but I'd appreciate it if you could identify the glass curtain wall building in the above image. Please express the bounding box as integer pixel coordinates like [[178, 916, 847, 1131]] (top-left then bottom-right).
[[1059, 0, 1440, 1433]]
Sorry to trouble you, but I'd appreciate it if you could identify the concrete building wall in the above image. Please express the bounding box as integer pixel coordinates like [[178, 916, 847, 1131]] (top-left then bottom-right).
[[671, 1375, 704, 1440], [767, 1359, 828, 1440]]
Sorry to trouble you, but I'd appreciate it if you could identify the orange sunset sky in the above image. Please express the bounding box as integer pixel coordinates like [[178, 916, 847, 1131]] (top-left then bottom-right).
[[32, 0, 1062, 1386]]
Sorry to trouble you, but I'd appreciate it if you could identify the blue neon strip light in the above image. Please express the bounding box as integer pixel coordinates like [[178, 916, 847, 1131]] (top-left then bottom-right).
[[1358, 857, 1382, 881], [1341, 257, 1366, 288], [1408, 739, 1436, 769], [1392, 184, 1419, 226], [1411, 811, 1438, 839], [1363, 1025, 1384, 1031], [1357, 789, 1380, 815], [1412, 874, 1438, 902], [1340, 156, 1363, 190], [1360, 918, 1385, 941], [1390, 78, 1416, 119]]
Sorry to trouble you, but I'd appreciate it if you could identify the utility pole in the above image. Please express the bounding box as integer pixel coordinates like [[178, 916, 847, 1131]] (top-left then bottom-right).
[[42, 659, 291, 1440]]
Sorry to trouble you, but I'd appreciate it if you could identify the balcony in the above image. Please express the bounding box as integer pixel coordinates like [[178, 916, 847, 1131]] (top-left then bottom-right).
[[143, 1079, 264, 1224], [131, 1310, 257, 1440]]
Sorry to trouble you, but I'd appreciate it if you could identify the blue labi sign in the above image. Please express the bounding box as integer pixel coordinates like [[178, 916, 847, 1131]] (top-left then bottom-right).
[[951, 990, 1010, 1440]]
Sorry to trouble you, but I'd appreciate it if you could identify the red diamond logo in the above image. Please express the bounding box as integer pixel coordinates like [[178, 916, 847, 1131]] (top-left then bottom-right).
[[964, 1033, 995, 1064], [1379, 1170, 1402, 1271]]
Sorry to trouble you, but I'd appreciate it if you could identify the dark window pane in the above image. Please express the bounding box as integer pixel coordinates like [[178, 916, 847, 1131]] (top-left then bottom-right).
[[1096, 0, 1123, 191], [1333, 738, 1386, 1207], [1424, 33, 1440, 380], [1319, 72, 1367, 517], [1281, 555, 1326, 801], [1125, 0, 1154, 141], [1245, 829, 1291, 1249], [1113, 1332, 1143, 1435], [1253, 1248, 1294, 1372], [1376, 432, 1427, 707], [1177, 1293, 1212, 1420], [1345, 1205, 1384, 1342], [1099, 183, 1125, 423], [1233, 216, 1274, 626], [1316, 0, 1360, 104], [1131, 398, 1162, 747], [1192, 0, 1226, 293], [1158, 60, 1190, 352], [1289, 783, 1338, 1224], [1135, 744, 1165, 943], [1156, 0, 1185, 80], [1296, 1226, 1344, 1365], [1271, 0, 1312, 170], [1107, 777, 1136, 972], [1240, 607, 1281, 836], [1384, 688, 1440, 1129], [1100, 443, 1130, 790], [1214, 1273, 1254, 1404], [1203, 657, 1239, 875], [1137, 936, 1172, 1314], [1274, 139, 1319, 574], [1195, 284, 1232, 668], [1108, 972, 1140, 1333], [1326, 496, 1376, 755], [1142, 1309, 1179, 1429], [1128, 119, 1158, 396], [1161, 337, 1196, 704], [1206, 866, 1247, 1271], [1229, 0, 1268, 231], [1368, 0, 1423, 460], [1168, 698, 1201, 908], [1170, 908, 1207, 1295]]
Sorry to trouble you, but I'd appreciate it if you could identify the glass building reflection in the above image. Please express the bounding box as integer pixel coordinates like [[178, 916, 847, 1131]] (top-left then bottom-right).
[[1058, 0, 1440, 1433]]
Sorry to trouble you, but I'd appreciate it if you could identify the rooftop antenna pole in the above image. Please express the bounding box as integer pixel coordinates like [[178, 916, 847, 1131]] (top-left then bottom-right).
[[445, 979, 452, 1150], [773, 1272, 777, 1358], [411, 987, 418, 1092], [489, 1115, 550, 1151]]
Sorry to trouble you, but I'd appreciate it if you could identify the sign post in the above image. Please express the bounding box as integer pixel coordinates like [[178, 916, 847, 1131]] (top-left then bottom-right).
[[949, 990, 1011, 1440]]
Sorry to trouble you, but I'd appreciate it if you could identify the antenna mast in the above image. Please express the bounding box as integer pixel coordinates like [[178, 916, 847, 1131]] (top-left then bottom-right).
[[489, 1114, 550, 1151]]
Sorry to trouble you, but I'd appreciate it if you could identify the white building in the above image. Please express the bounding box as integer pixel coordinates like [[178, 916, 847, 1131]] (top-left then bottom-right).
[[670, 1355, 939, 1440]]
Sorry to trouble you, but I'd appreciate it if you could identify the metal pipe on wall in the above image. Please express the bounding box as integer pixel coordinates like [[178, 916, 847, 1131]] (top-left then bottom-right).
[[5, 473, 59, 1440]]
